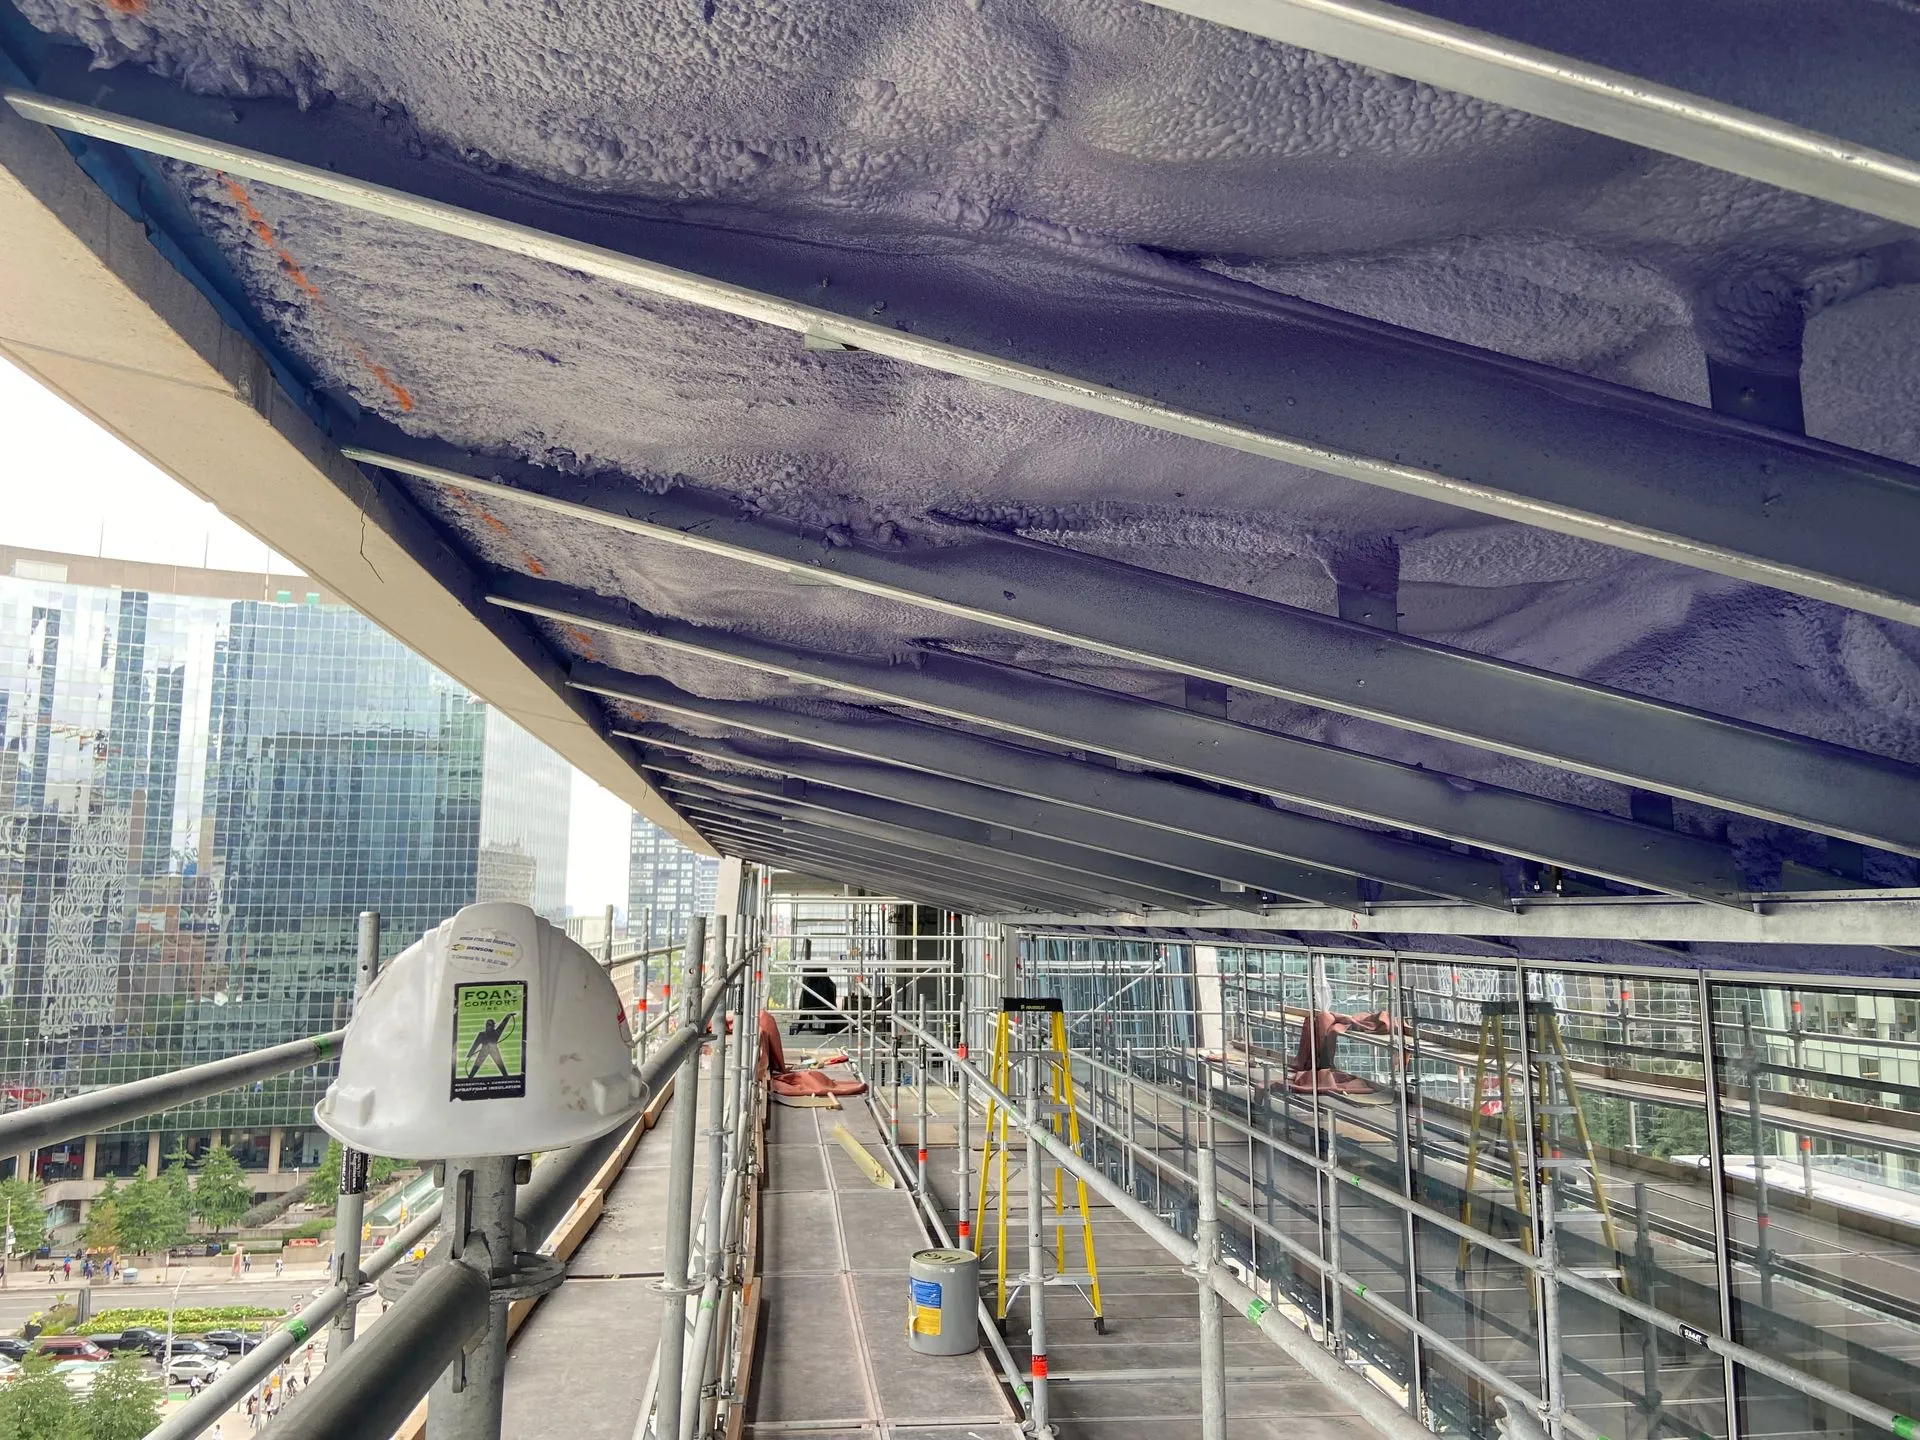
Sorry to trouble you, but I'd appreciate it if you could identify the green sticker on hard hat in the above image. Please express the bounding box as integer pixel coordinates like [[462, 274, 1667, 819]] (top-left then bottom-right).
[[452, 981, 527, 1101]]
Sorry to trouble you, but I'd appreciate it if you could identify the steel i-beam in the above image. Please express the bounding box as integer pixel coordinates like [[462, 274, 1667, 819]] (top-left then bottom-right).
[[662, 781, 1216, 910], [493, 579, 1758, 902], [577, 667, 1508, 907], [638, 748, 1334, 908], [1138, 0, 1920, 230], [677, 800, 1166, 913], [338, 453, 1920, 858], [11, 90, 1920, 628]]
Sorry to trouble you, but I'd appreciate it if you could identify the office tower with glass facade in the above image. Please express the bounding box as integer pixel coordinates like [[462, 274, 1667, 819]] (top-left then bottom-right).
[[628, 815, 718, 943], [0, 547, 574, 1229]]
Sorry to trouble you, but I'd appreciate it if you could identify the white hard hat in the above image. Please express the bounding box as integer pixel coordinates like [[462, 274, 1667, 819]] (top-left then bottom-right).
[[315, 901, 645, 1158]]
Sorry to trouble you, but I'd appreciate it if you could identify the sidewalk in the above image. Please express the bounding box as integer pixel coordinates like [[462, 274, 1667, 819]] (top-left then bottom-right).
[[152, 1293, 385, 1435], [16, 1260, 334, 1289]]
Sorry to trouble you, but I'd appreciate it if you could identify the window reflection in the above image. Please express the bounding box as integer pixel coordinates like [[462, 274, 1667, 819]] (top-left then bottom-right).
[[1711, 982, 1920, 1440]]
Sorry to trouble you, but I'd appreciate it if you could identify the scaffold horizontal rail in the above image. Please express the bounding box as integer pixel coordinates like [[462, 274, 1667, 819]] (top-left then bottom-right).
[[0, 1029, 347, 1157]]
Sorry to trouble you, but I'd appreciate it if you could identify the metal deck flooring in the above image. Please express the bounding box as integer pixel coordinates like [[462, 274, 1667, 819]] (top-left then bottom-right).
[[748, 1068, 1023, 1440], [501, 1068, 714, 1439], [867, 1055, 1376, 1440]]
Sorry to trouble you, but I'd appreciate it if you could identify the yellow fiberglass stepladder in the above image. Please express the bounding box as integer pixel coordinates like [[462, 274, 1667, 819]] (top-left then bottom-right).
[[970, 996, 1107, 1335], [1455, 996, 1624, 1287]]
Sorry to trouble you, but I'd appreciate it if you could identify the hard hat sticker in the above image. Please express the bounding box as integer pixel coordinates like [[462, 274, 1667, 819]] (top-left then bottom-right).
[[452, 981, 528, 1100], [449, 930, 522, 975]]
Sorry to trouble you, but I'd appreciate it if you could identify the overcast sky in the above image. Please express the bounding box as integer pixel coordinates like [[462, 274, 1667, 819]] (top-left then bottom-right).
[[0, 354, 632, 914]]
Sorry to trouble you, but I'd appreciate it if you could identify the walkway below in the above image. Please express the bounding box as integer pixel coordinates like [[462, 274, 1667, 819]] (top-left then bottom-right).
[[495, 1032, 1378, 1440], [892, 1065, 1378, 1440], [749, 1058, 1022, 1440], [502, 1069, 712, 1439]]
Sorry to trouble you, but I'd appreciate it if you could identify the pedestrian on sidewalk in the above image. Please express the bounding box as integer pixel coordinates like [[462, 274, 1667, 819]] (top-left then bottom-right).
[[302, 1344, 313, 1382], [241, 1252, 251, 1274], [273, 1255, 283, 1277], [61, 1255, 70, 1279]]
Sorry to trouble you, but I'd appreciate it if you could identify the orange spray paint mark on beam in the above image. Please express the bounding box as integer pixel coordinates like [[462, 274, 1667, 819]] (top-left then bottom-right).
[[217, 174, 414, 414]]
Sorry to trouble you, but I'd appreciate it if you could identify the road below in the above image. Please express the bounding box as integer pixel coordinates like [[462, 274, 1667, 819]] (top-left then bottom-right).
[[0, 1268, 331, 1333]]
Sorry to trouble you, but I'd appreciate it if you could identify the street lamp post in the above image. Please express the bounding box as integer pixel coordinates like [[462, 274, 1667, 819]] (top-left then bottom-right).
[[162, 1267, 188, 1392]]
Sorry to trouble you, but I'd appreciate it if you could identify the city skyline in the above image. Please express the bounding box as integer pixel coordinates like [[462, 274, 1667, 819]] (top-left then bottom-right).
[[0, 547, 587, 1228]]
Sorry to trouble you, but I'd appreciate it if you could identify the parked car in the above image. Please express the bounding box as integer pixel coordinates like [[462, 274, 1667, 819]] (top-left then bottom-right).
[[148, 1337, 224, 1362], [0, 1339, 28, 1362], [161, 1354, 228, 1385], [200, 1330, 264, 1355], [32, 1337, 109, 1363], [167, 1242, 223, 1258], [98, 1327, 165, 1353], [0, 1356, 20, 1383], [50, 1360, 107, 1394]]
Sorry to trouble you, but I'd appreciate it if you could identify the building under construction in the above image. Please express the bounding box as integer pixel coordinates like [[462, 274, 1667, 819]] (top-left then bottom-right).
[[2, 1, 1919, 1437]]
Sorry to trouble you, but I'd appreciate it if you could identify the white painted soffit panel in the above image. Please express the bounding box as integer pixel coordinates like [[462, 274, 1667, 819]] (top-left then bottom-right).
[[0, 105, 706, 855]]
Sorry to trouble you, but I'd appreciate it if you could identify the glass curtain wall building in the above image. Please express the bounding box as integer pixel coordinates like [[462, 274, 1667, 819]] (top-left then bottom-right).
[[0, 548, 573, 1226], [629, 815, 718, 945], [1020, 935, 1920, 1440]]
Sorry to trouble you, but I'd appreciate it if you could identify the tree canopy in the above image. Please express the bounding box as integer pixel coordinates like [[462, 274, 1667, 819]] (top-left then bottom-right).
[[0, 1359, 79, 1440], [305, 1139, 343, 1208], [110, 1175, 186, 1257], [79, 1181, 119, 1255], [158, 1151, 192, 1217], [0, 1178, 48, 1260], [0, 1354, 159, 1440], [191, 1145, 252, 1235], [80, 1356, 160, 1440]]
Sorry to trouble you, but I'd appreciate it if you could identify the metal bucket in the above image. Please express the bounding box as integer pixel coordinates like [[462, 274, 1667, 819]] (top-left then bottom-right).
[[906, 1248, 979, 1356]]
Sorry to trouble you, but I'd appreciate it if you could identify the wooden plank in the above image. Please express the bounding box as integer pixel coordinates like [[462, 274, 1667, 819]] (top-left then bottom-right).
[[722, 1278, 761, 1440], [831, 1123, 895, 1189]]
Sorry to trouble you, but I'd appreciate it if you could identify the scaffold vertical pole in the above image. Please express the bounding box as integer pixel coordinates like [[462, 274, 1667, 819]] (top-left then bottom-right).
[[703, 918, 732, 1278], [916, 996, 930, 1197], [1540, 1172, 1567, 1440], [654, 917, 707, 1439], [956, 979, 972, 1249], [1196, 1144, 1228, 1440], [328, 909, 380, 1359], [1025, 1049, 1054, 1438], [1324, 1111, 1346, 1356], [425, 1155, 517, 1440]]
